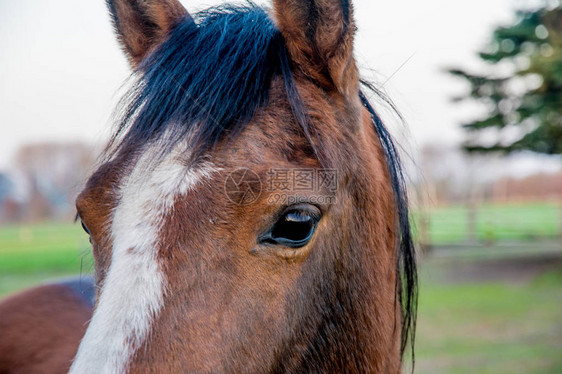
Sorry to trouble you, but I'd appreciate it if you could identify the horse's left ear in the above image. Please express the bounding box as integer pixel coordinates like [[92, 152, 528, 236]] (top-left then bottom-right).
[[107, 0, 191, 68], [273, 0, 358, 95]]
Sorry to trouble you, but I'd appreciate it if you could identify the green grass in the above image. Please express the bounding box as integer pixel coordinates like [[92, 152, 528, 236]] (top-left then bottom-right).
[[414, 262, 562, 374], [0, 222, 93, 296], [417, 201, 561, 245]]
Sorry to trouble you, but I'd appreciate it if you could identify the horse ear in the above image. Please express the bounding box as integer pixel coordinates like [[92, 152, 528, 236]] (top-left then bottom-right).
[[273, 0, 358, 94], [107, 0, 191, 68]]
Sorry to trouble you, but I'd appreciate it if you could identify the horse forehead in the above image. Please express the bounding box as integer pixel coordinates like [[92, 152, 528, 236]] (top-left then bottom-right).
[[110, 146, 221, 225]]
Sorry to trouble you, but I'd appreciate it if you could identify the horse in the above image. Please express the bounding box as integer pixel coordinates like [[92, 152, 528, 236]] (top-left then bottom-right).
[[0, 0, 417, 372]]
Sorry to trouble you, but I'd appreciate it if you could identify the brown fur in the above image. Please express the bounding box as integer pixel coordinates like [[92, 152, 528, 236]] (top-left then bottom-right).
[[75, 78, 401, 372], [75, 149, 132, 290], [0, 284, 91, 374], [273, 0, 358, 95]]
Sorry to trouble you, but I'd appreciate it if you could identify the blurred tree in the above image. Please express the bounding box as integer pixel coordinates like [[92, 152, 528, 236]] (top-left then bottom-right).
[[449, 3, 562, 154], [15, 142, 97, 221]]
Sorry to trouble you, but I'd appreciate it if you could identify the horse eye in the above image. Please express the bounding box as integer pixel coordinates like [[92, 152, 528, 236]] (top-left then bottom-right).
[[262, 206, 321, 248], [81, 221, 91, 236]]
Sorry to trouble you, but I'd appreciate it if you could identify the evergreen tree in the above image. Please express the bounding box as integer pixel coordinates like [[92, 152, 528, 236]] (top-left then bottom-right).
[[449, 3, 562, 154]]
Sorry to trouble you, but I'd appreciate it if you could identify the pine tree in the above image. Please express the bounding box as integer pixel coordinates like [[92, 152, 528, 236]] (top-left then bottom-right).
[[449, 3, 562, 154]]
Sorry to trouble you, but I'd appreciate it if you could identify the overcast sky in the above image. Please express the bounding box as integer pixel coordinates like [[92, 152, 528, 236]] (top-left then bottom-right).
[[1, 0, 560, 174]]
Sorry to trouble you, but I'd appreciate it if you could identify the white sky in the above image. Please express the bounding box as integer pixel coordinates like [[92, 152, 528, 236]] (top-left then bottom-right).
[[0, 0, 560, 175]]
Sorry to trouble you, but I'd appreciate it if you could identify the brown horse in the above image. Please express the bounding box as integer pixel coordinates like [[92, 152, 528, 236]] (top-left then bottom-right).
[[0, 0, 417, 372]]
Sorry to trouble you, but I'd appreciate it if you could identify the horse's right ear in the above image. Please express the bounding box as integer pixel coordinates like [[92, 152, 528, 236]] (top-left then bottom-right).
[[273, 0, 358, 95], [107, 0, 192, 68]]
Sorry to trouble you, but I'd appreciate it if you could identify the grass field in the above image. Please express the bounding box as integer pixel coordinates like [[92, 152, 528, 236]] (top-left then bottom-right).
[[0, 222, 92, 296], [0, 214, 561, 373], [414, 254, 562, 373]]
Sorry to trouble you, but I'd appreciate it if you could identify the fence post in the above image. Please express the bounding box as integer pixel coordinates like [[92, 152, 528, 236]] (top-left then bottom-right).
[[559, 201, 562, 250], [467, 199, 478, 245], [419, 210, 431, 254]]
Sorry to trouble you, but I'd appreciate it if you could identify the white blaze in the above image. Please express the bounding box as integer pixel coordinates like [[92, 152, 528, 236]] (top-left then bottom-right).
[[70, 147, 216, 374]]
